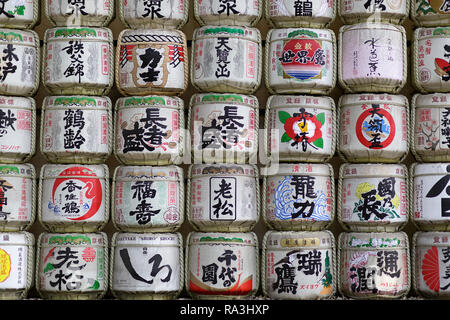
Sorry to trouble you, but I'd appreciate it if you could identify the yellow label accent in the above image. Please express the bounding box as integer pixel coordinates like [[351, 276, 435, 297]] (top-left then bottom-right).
[[280, 238, 320, 247], [0, 249, 11, 283]]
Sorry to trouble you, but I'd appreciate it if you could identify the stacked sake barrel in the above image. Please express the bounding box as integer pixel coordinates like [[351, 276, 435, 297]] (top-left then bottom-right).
[[261, 1, 338, 300], [0, 0, 39, 300], [336, 1, 411, 299], [183, 1, 262, 300], [35, 1, 115, 300], [109, 1, 189, 300], [410, 4, 450, 299]]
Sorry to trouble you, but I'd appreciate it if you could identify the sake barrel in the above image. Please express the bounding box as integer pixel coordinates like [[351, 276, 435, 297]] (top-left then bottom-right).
[[338, 93, 409, 163], [0, 0, 39, 29], [265, 94, 336, 163], [116, 29, 188, 96], [110, 232, 183, 300], [0, 164, 35, 232], [411, 0, 450, 27], [112, 165, 184, 232], [38, 164, 109, 233], [411, 93, 450, 162], [0, 28, 39, 97], [0, 96, 35, 164], [412, 27, 450, 93], [189, 93, 258, 164], [43, 27, 114, 96], [36, 232, 108, 300], [194, 0, 262, 26], [413, 231, 450, 298], [338, 163, 408, 232], [41, 96, 112, 164], [185, 232, 259, 299], [119, 0, 188, 29], [411, 162, 450, 231], [338, 0, 408, 24], [262, 230, 336, 300], [0, 231, 34, 300], [191, 26, 262, 94], [45, 0, 114, 27], [265, 28, 336, 95], [262, 163, 334, 231], [265, 0, 335, 28], [338, 232, 410, 299], [114, 95, 184, 166], [187, 164, 259, 232], [339, 23, 407, 93]]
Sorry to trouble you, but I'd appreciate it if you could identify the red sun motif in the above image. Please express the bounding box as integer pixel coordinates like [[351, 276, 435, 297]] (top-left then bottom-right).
[[284, 113, 323, 144], [355, 106, 396, 149], [52, 166, 103, 221], [422, 246, 440, 292]]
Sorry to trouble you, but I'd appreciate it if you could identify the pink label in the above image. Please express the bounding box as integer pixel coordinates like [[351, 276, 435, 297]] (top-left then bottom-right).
[[341, 29, 403, 81]]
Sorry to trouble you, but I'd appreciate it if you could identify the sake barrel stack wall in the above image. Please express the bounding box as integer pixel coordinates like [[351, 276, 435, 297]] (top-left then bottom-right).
[[17, 0, 421, 299]]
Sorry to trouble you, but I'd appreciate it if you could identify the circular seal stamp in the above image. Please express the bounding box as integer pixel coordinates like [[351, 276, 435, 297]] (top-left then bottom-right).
[[420, 68, 431, 83], [163, 207, 180, 224]]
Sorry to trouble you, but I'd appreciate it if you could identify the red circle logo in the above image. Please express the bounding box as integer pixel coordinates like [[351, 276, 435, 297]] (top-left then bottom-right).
[[355, 105, 396, 149]]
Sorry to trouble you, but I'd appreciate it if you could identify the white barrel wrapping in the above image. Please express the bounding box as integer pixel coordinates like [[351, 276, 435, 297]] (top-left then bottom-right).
[[116, 29, 188, 96], [38, 164, 109, 233], [262, 230, 336, 300], [112, 165, 184, 232], [265, 94, 336, 163], [185, 232, 259, 299], [412, 27, 450, 93], [191, 26, 261, 94], [45, 0, 115, 27], [339, 23, 406, 93], [262, 163, 334, 231], [413, 231, 450, 298], [0, 164, 35, 232], [110, 232, 183, 300], [41, 96, 112, 164], [36, 232, 108, 300], [338, 163, 408, 232], [338, 93, 409, 163], [0, 96, 35, 164], [265, 27, 336, 95], [338, 232, 410, 299], [189, 93, 259, 164], [0, 231, 34, 300], [194, 0, 261, 26], [187, 164, 259, 232], [266, 0, 335, 28], [0, 28, 39, 97], [43, 27, 114, 95], [412, 163, 450, 231], [114, 95, 185, 165], [120, 0, 188, 29]]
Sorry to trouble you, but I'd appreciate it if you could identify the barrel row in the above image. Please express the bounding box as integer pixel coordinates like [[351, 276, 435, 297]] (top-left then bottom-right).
[[3, 0, 450, 30], [3, 230, 450, 300], [5, 92, 450, 167], [5, 23, 450, 99], [1, 162, 450, 233]]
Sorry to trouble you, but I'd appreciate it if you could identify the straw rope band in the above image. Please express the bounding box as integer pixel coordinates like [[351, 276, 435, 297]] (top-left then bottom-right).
[[120, 34, 184, 44]]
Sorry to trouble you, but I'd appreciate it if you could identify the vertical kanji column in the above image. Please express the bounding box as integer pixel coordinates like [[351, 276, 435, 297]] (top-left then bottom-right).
[[185, 1, 262, 300], [261, 0, 338, 300], [35, 0, 114, 300], [336, 0, 411, 299], [0, 0, 40, 300], [110, 0, 189, 300], [410, 1, 450, 299]]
